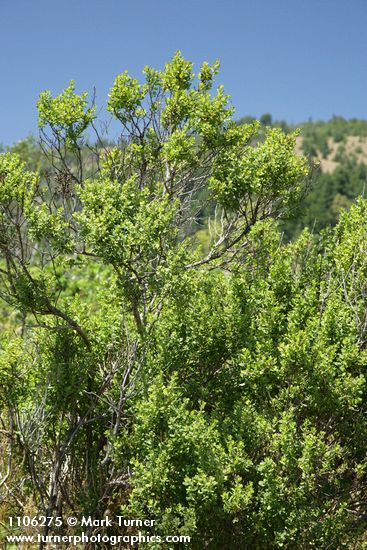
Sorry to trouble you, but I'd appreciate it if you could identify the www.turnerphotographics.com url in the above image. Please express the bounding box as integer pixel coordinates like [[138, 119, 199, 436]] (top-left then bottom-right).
[[5, 515, 191, 546]]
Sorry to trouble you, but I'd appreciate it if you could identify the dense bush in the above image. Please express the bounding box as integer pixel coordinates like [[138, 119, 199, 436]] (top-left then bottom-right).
[[0, 54, 366, 549]]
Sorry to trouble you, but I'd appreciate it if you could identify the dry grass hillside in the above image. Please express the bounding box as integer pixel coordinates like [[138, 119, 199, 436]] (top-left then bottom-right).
[[296, 135, 367, 172]]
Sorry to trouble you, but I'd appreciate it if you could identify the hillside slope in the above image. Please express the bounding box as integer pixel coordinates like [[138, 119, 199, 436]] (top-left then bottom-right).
[[260, 116, 367, 239]]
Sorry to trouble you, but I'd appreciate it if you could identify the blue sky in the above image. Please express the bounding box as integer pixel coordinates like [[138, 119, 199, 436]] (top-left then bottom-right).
[[1, 0, 366, 145]]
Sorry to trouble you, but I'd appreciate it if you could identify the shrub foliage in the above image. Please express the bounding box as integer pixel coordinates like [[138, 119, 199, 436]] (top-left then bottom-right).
[[0, 53, 365, 549]]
